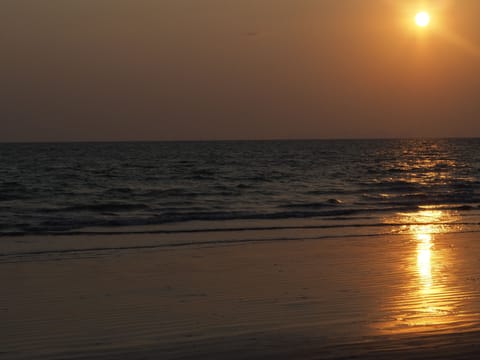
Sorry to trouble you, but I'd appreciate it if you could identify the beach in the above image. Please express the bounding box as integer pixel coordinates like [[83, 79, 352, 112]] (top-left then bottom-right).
[[2, 230, 480, 359], [3, 139, 480, 358], [3, 0, 480, 355]]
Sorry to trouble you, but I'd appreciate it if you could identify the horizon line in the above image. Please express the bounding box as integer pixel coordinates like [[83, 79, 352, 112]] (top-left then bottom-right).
[[1, 136, 480, 145]]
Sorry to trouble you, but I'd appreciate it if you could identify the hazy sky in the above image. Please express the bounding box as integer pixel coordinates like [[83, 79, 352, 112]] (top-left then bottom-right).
[[2, 0, 480, 142]]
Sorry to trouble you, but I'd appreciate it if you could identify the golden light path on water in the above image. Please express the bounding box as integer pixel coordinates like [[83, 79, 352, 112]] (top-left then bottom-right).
[[409, 210, 451, 299], [410, 209, 463, 330], [376, 208, 473, 335]]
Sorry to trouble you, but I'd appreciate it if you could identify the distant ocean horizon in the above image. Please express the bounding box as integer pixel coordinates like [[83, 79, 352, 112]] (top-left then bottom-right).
[[2, 138, 480, 241], [1, 136, 479, 144]]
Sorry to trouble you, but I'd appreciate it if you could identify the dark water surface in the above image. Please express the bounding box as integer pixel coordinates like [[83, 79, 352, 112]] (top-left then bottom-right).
[[1, 139, 480, 238], [3, 139, 480, 360]]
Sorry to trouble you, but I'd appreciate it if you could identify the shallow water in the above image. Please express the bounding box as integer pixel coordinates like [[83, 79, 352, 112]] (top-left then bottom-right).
[[2, 232, 480, 359]]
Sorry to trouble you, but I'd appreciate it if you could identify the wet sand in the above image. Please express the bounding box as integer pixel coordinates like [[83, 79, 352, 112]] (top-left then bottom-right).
[[2, 231, 480, 359]]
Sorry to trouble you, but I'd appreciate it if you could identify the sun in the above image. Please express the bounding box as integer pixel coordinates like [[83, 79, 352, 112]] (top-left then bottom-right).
[[415, 11, 431, 27]]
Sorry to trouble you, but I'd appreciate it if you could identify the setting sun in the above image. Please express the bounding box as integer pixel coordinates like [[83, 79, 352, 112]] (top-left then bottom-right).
[[415, 11, 431, 27]]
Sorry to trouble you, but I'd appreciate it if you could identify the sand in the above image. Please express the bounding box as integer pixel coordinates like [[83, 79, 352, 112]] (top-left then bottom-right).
[[2, 231, 480, 359]]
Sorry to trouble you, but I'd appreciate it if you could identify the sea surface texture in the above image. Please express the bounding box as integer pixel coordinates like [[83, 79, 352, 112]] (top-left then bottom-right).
[[3, 139, 480, 360], [1, 139, 480, 239]]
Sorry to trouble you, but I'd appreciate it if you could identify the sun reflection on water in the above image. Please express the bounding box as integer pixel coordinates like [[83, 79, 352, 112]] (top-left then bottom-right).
[[377, 208, 467, 334], [417, 231, 432, 290], [409, 210, 447, 298]]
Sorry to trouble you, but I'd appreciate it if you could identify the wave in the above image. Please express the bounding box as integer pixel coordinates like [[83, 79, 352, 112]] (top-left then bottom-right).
[[3, 139, 480, 237], [3, 227, 480, 262], [3, 220, 478, 237], [2, 203, 479, 236], [281, 199, 343, 209], [140, 188, 201, 198], [60, 203, 150, 213], [103, 187, 134, 195]]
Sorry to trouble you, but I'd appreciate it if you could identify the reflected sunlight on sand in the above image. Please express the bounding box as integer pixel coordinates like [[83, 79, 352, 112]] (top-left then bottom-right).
[[376, 209, 477, 335]]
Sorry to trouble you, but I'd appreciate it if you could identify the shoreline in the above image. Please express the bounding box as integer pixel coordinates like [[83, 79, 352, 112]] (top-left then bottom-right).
[[2, 231, 480, 359]]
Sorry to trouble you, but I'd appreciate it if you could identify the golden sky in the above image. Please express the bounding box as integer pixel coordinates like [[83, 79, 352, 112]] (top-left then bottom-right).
[[2, 0, 480, 141]]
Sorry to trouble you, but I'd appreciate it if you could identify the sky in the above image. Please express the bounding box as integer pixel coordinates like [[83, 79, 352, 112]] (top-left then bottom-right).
[[2, 0, 480, 142]]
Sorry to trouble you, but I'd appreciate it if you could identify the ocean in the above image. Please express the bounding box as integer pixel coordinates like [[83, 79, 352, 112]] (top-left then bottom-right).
[[3, 139, 480, 359], [1, 138, 480, 240]]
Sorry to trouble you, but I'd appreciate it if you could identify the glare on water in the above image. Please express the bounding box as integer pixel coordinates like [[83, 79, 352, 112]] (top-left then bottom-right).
[[375, 209, 478, 334], [416, 231, 432, 289]]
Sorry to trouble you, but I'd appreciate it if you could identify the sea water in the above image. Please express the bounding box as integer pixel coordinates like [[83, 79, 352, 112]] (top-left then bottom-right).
[[1, 139, 480, 241]]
